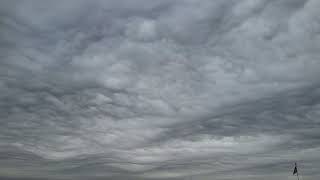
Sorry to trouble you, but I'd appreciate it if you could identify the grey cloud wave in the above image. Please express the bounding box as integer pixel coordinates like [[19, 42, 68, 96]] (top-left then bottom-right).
[[1, 0, 320, 179]]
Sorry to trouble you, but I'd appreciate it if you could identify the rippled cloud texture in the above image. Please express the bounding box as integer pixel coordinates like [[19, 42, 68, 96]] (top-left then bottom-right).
[[1, 0, 320, 179]]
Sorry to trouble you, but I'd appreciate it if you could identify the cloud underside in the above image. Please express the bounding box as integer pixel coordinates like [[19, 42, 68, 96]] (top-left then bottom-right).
[[1, 0, 320, 179]]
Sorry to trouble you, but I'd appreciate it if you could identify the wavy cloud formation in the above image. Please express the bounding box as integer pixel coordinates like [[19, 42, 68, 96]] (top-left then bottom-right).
[[1, 0, 320, 179]]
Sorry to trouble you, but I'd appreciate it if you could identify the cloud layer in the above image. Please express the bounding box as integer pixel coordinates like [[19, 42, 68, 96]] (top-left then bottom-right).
[[1, 0, 320, 179]]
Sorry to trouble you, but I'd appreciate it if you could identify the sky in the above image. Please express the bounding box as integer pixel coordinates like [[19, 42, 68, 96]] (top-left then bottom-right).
[[0, 0, 320, 179]]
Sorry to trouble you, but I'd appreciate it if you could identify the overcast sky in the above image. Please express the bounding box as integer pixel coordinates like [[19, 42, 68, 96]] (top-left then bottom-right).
[[1, 0, 320, 180]]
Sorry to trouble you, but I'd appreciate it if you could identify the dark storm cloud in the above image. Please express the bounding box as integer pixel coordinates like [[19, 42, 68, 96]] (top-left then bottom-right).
[[1, 0, 320, 179]]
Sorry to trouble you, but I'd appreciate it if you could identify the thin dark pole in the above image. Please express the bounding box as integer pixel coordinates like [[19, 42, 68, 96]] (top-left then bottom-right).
[[296, 162, 299, 180]]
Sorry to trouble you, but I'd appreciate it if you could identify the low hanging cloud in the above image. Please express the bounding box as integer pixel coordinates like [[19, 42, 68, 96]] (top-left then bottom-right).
[[1, 0, 320, 179]]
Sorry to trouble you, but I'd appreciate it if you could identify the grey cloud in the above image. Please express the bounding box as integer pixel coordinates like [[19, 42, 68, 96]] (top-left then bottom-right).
[[1, 0, 320, 179]]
